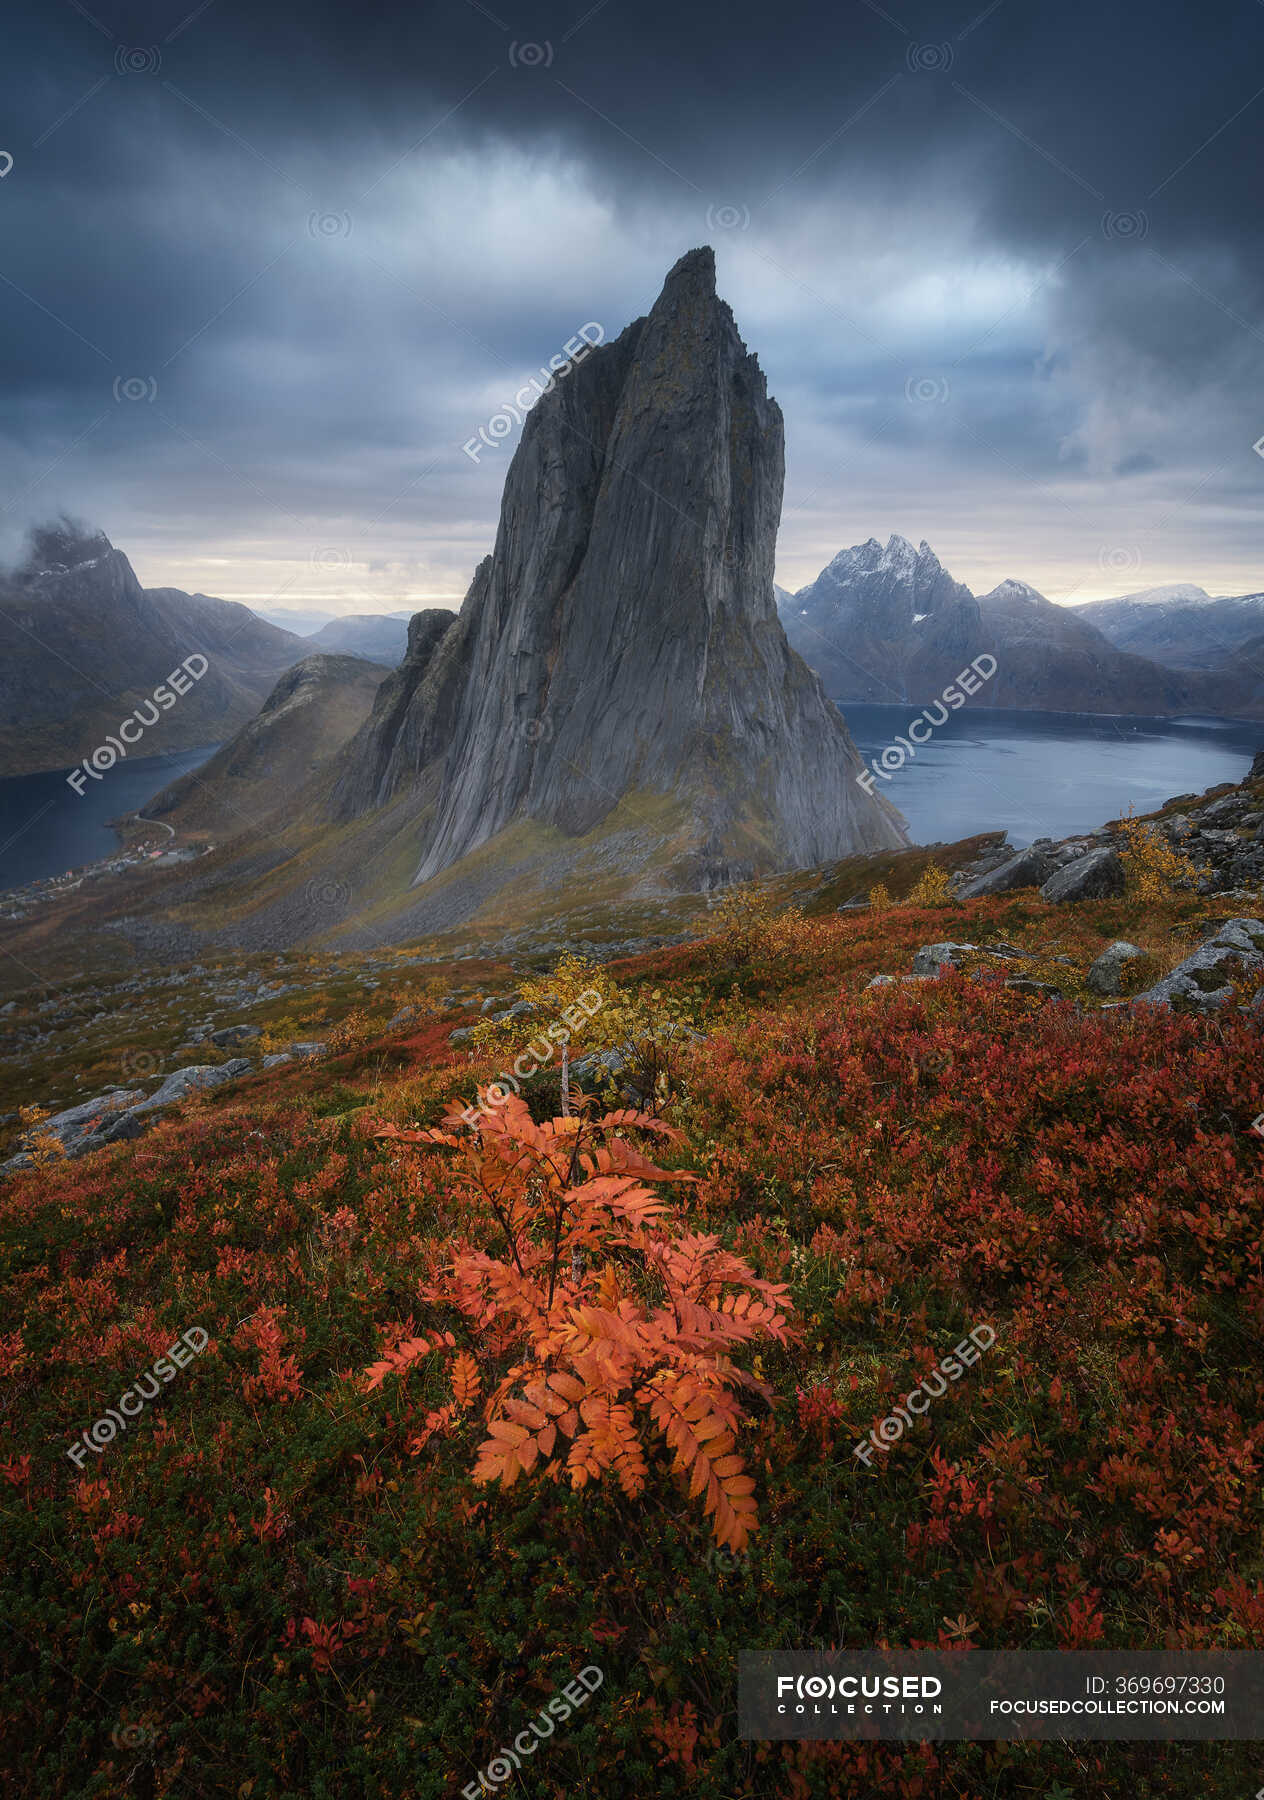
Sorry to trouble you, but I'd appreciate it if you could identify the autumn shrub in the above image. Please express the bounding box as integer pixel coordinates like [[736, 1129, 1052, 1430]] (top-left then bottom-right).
[[702, 890, 839, 1004], [592, 983, 704, 1111], [14, 1105, 66, 1168], [324, 1007, 374, 1053], [903, 860, 955, 908], [3, 884, 1263, 1799], [867, 882, 892, 910], [703, 885, 780, 968], [1118, 808, 1200, 900], [259, 1008, 328, 1053], [366, 1095, 794, 1549], [471, 954, 702, 1112], [470, 953, 614, 1052]]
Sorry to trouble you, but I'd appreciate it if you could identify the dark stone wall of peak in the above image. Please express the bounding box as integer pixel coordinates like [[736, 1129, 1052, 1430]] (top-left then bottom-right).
[[328, 605, 468, 819], [331, 247, 908, 882]]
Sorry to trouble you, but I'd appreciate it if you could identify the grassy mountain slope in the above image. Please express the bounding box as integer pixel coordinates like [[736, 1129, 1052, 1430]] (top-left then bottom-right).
[[145, 655, 389, 842], [2, 823, 1262, 1797]]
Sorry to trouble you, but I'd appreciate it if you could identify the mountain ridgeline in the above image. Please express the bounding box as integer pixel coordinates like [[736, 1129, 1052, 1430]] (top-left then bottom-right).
[[0, 524, 312, 779], [779, 536, 1264, 717], [8, 258, 1261, 947], [1073, 585, 1264, 671]]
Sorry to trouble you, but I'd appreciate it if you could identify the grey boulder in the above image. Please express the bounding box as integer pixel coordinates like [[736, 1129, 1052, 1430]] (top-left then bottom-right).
[[1039, 849, 1126, 904], [1132, 917, 1264, 1011], [210, 1023, 260, 1047], [132, 1060, 252, 1114], [32, 1088, 144, 1155], [956, 846, 1055, 898], [97, 1110, 147, 1145], [0, 1087, 147, 1173], [911, 942, 977, 977], [1086, 940, 1149, 996]]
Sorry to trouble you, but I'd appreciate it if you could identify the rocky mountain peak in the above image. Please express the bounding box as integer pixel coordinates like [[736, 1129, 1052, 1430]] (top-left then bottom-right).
[[17, 519, 115, 583], [657, 243, 718, 303], [329, 249, 908, 888], [982, 578, 1049, 607]]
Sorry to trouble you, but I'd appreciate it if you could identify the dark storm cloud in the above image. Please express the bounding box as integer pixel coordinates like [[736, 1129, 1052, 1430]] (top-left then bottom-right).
[[0, 0, 1260, 605]]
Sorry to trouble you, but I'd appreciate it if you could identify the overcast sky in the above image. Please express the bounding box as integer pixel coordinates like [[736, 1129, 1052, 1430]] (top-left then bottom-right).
[[2, 0, 1262, 618]]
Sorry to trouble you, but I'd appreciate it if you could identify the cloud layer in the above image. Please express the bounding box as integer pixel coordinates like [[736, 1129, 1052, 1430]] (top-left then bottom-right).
[[1, 0, 1261, 611]]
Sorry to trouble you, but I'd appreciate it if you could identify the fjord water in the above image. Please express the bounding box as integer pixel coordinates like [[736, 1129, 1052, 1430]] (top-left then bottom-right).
[[0, 746, 218, 891], [0, 713, 1258, 892], [840, 707, 1260, 848]]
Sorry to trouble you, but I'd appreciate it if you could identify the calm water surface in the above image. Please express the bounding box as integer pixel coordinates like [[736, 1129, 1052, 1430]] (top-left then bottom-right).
[[0, 711, 1258, 887], [839, 706, 1260, 848], [0, 745, 218, 890]]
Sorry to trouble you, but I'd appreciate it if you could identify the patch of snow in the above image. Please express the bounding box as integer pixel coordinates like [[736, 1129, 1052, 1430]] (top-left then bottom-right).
[[982, 578, 1047, 606], [1117, 582, 1211, 608]]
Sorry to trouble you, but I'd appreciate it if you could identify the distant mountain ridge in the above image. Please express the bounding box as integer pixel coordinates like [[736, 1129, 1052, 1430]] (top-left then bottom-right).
[[779, 534, 1263, 716], [1073, 585, 1264, 670], [303, 614, 415, 666], [0, 526, 314, 778]]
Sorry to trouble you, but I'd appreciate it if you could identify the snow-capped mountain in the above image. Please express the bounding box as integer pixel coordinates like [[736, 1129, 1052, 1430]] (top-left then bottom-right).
[[779, 534, 977, 703], [778, 536, 1261, 717], [1111, 582, 1212, 607], [1074, 586, 1264, 670]]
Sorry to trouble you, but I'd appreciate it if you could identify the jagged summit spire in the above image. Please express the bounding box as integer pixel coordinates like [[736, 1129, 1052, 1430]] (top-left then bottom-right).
[[331, 249, 908, 887], [656, 245, 718, 300]]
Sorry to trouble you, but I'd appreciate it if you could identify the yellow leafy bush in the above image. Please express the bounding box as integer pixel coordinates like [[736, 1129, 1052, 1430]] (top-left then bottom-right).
[[586, 984, 702, 1112], [325, 1008, 374, 1053], [704, 886, 781, 969], [469, 953, 615, 1053], [1118, 810, 1199, 901], [704, 888, 833, 966], [470, 954, 700, 1112], [904, 862, 955, 908]]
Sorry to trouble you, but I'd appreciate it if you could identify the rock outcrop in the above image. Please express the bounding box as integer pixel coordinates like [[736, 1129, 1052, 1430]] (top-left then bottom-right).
[[1132, 918, 1264, 1012], [330, 610, 467, 819], [332, 248, 907, 886], [1085, 940, 1150, 995], [1039, 847, 1126, 904]]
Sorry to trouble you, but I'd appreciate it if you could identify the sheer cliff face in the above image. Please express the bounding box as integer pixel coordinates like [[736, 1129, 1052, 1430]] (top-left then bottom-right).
[[336, 247, 908, 884]]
